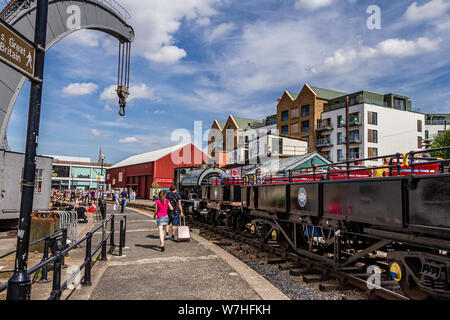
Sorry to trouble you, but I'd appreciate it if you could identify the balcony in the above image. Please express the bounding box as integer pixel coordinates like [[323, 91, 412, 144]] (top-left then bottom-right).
[[317, 119, 332, 132], [349, 118, 362, 126], [426, 119, 449, 126], [349, 135, 361, 144], [316, 138, 333, 148], [337, 136, 346, 145]]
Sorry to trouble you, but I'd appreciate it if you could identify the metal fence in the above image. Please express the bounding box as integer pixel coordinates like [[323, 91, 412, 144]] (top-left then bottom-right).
[[0, 212, 127, 300]]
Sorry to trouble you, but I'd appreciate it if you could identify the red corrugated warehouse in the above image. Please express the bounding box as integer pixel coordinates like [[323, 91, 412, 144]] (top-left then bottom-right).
[[106, 143, 208, 199]]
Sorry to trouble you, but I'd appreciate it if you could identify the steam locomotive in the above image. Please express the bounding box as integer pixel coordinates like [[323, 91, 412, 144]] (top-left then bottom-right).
[[175, 147, 450, 300]]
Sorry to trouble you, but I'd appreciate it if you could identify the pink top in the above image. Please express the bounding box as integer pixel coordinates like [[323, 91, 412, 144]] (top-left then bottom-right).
[[155, 199, 169, 218]]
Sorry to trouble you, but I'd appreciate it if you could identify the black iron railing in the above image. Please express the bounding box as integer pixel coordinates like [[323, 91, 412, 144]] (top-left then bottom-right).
[[0, 213, 127, 300], [221, 146, 450, 186]]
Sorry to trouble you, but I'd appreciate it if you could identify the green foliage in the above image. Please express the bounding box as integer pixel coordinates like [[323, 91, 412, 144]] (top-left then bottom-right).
[[430, 131, 450, 159]]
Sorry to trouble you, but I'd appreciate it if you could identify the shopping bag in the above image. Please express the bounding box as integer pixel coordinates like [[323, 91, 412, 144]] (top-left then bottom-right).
[[177, 216, 190, 242]]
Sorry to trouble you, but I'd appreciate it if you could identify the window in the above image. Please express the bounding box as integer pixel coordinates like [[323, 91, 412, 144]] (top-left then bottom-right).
[[301, 105, 310, 117], [281, 125, 289, 135], [368, 129, 378, 143], [322, 151, 331, 161], [291, 108, 299, 119], [92, 168, 106, 180], [349, 148, 360, 160], [349, 130, 360, 142], [301, 120, 310, 132], [337, 115, 346, 127], [425, 130, 429, 139], [337, 132, 345, 144], [394, 98, 406, 110], [349, 112, 360, 125], [282, 111, 289, 122], [418, 136, 423, 149], [52, 165, 70, 178], [337, 149, 345, 161], [438, 130, 444, 136], [35, 169, 43, 193], [301, 136, 310, 141], [368, 147, 378, 158], [291, 123, 299, 134], [368, 111, 378, 125], [71, 166, 91, 179], [417, 120, 422, 133]]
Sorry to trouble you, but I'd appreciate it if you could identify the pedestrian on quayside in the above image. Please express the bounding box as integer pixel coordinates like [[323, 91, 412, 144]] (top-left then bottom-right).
[[154, 190, 174, 252]]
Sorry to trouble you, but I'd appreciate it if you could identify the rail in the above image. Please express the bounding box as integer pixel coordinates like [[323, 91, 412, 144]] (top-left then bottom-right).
[[220, 146, 450, 185], [0, 212, 127, 300]]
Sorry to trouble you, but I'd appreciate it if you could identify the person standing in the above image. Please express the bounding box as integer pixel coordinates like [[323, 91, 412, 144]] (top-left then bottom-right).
[[113, 191, 120, 211], [120, 189, 128, 213], [166, 185, 184, 241], [153, 191, 173, 252]]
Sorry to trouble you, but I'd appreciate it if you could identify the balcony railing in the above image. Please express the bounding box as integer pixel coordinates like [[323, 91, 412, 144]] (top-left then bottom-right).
[[316, 138, 333, 148], [349, 118, 362, 126], [426, 120, 449, 126], [338, 136, 361, 145], [317, 120, 332, 131]]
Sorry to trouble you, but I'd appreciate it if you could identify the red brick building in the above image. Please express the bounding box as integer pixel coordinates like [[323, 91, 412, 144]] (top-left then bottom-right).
[[106, 143, 208, 199]]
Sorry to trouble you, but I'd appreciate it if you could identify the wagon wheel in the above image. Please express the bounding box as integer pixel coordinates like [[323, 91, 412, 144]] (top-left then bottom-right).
[[398, 275, 429, 300]]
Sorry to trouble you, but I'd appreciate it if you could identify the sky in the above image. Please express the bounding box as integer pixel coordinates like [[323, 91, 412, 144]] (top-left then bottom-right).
[[6, 0, 450, 164]]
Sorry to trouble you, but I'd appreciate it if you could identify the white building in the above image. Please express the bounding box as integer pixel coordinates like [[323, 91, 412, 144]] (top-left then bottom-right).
[[424, 114, 450, 147], [48, 155, 111, 191], [317, 92, 425, 164]]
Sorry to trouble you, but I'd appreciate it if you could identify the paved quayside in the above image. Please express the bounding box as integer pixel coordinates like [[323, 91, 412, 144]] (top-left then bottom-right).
[[70, 207, 289, 300]]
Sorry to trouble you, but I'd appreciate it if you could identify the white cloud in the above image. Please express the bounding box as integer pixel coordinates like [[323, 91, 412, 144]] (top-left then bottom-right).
[[404, 0, 450, 22], [118, 137, 138, 144], [295, 0, 333, 11], [100, 83, 158, 103], [90, 129, 101, 137], [64, 29, 103, 47], [145, 46, 187, 64], [311, 37, 441, 75], [153, 109, 167, 114], [124, 0, 219, 64], [62, 82, 99, 96], [205, 22, 235, 43]]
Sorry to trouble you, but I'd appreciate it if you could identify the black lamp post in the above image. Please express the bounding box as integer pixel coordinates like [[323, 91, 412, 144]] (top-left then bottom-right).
[[7, 0, 49, 300]]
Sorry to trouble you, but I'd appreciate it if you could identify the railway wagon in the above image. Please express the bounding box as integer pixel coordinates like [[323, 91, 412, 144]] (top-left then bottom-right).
[[179, 147, 450, 299]]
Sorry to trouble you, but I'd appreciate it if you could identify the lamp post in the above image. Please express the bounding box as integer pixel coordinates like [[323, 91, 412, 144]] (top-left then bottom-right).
[[101, 154, 105, 200], [7, 0, 49, 300]]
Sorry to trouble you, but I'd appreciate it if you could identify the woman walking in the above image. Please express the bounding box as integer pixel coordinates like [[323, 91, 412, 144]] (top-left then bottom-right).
[[154, 190, 173, 252]]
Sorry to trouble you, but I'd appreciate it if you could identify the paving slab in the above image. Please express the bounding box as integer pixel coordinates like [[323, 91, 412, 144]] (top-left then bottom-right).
[[84, 207, 288, 300]]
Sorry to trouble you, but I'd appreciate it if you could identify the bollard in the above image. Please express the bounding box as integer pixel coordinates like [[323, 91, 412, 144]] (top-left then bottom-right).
[[110, 215, 115, 247], [101, 224, 107, 261], [119, 219, 124, 256], [51, 252, 63, 300], [123, 216, 126, 247], [81, 233, 92, 286], [39, 238, 50, 283], [61, 228, 68, 268]]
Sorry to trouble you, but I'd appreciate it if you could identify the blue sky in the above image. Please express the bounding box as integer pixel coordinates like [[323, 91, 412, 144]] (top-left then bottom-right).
[[6, 0, 450, 164]]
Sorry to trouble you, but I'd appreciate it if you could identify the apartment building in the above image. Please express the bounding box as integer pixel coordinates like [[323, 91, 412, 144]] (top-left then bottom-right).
[[276, 84, 347, 153], [316, 91, 425, 163], [207, 115, 263, 166], [424, 114, 450, 147]]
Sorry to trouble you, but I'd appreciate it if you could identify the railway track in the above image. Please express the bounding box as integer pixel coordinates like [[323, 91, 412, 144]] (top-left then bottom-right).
[[124, 202, 409, 300]]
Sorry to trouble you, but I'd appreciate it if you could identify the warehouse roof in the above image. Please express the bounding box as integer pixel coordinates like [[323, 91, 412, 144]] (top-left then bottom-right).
[[110, 143, 192, 169]]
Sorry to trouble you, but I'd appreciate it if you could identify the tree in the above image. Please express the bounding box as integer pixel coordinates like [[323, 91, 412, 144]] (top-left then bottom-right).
[[430, 131, 450, 159]]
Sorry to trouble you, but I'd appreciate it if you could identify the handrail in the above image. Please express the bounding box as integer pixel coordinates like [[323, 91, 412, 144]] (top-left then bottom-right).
[[220, 146, 450, 186], [2, 208, 128, 299], [0, 228, 65, 260]]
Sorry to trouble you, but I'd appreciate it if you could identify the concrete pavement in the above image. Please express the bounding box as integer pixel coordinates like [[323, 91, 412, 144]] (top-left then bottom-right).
[[80, 207, 288, 300]]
